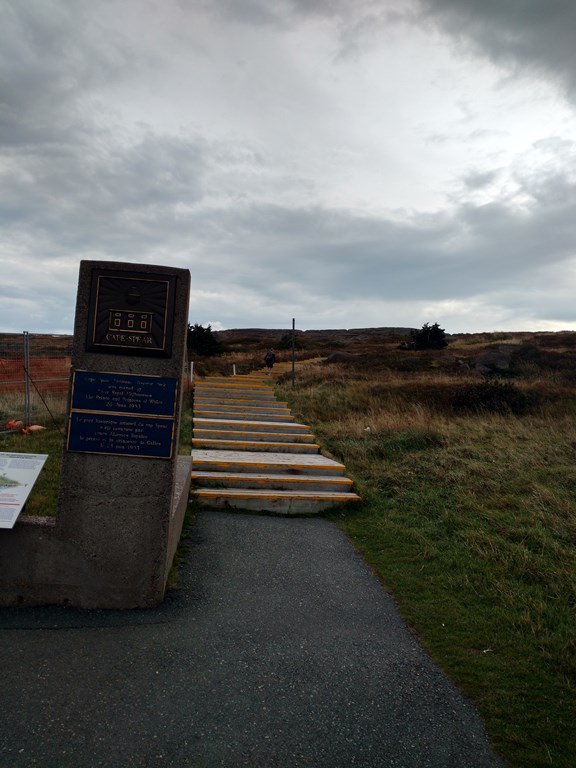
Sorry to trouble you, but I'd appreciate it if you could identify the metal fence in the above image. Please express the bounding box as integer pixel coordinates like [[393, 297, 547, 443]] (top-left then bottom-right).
[[0, 332, 72, 429], [1, 332, 192, 431]]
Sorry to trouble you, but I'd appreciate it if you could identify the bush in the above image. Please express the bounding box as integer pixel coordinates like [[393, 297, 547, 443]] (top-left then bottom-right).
[[187, 324, 225, 356], [411, 322, 448, 350], [452, 381, 537, 415]]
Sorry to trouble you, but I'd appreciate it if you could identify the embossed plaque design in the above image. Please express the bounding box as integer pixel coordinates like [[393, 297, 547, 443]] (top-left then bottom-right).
[[86, 269, 176, 356]]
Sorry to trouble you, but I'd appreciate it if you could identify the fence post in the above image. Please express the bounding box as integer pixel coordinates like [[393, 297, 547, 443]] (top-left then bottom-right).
[[23, 331, 31, 426], [291, 318, 296, 387]]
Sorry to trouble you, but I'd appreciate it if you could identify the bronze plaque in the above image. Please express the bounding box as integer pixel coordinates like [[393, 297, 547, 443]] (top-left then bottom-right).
[[86, 269, 176, 356]]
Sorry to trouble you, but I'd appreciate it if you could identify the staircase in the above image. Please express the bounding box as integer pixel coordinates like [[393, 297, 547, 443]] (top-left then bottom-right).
[[191, 367, 360, 514]]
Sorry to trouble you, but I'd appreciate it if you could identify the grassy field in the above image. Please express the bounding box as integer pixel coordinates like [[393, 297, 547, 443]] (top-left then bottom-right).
[[3, 328, 576, 765], [274, 340, 576, 768]]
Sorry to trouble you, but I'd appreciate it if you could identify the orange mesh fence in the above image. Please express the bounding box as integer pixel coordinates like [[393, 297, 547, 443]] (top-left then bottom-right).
[[0, 334, 72, 426]]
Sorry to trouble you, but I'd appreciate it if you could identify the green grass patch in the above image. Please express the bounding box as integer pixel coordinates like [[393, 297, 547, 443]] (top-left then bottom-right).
[[0, 423, 65, 517], [278, 373, 576, 768]]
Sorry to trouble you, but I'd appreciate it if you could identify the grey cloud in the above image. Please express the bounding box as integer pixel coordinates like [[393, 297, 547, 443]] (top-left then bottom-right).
[[206, 143, 576, 306], [462, 169, 501, 190], [185, 0, 411, 58], [532, 136, 575, 153], [2, 1, 575, 334], [419, 0, 576, 101], [3, 168, 575, 331], [427, 129, 508, 145], [0, 132, 208, 253], [0, 1, 135, 147], [190, 0, 384, 26], [185, 202, 554, 307]]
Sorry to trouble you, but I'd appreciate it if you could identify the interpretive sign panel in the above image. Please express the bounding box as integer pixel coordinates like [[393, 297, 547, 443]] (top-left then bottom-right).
[[66, 370, 178, 459], [0, 453, 48, 529], [85, 268, 177, 357]]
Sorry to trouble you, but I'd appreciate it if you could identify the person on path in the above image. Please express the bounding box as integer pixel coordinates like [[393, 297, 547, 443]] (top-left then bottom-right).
[[264, 348, 276, 374]]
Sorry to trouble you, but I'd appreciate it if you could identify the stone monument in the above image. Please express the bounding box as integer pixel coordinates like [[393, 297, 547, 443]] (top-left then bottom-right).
[[0, 260, 192, 608]]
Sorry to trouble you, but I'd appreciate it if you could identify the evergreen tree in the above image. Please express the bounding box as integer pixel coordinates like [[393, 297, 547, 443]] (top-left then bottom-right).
[[411, 322, 448, 350], [187, 323, 225, 356]]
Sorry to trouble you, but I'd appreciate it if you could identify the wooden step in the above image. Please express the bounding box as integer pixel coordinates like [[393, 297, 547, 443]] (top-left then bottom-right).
[[191, 449, 345, 476], [194, 402, 290, 412], [192, 438, 319, 454], [195, 373, 271, 387], [191, 470, 354, 492], [194, 397, 288, 411], [193, 429, 316, 443], [193, 418, 310, 434], [195, 387, 279, 397], [194, 409, 295, 422], [190, 367, 360, 515], [199, 378, 269, 386], [194, 488, 360, 514]]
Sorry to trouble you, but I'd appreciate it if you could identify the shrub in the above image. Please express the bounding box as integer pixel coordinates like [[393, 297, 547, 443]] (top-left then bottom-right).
[[452, 380, 537, 415], [187, 324, 225, 356], [411, 322, 448, 350]]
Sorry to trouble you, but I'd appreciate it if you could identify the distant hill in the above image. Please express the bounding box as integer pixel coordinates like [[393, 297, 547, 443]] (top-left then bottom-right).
[[215, 327, 416, 350], [3, 328, 576, 359]]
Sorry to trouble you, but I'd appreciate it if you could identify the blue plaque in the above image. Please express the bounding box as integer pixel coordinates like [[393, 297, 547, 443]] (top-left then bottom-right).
[[67, 370, 178, 459], [72, 371, 177, 417], [67, 413, 174, 459]]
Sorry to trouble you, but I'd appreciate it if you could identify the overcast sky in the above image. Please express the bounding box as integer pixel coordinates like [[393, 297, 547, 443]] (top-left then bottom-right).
[[1, 0, 576, 334]]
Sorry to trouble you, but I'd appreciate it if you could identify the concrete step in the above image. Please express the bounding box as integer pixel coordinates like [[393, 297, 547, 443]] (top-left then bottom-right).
[[193, 418, 310, 434], [194, 429, 316, 443], [192, 449, 346, 476], [191, 470, 354, 492], [194, 488, 360, 515], [192, 438, 319, 454]]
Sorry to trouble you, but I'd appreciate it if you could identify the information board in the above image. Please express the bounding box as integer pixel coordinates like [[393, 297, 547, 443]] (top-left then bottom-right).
[[0, 453, 48, 529], [67, 370, 178, 459]]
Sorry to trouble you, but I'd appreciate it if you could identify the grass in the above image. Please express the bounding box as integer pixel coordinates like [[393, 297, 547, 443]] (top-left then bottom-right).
[[277, 362, 576, 768], [0, 422, 65, 517], [4, 333, 576, 764], [0, 391, 68, 517]]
